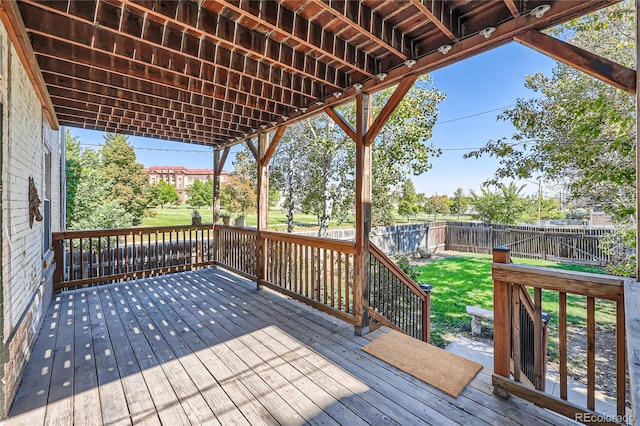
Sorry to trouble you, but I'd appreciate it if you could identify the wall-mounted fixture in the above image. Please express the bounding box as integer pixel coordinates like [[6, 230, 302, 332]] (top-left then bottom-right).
[[282, 116, 289, 121], [479, 27, 496, 38], [333, 91, 343, 98], [530, 4, 551, 18], [404, 59, 416, 68], [438, 44, 452, 55], [315, 100, 324, 106], [353, 83, 363, 93], [376, 72, 387, 81]]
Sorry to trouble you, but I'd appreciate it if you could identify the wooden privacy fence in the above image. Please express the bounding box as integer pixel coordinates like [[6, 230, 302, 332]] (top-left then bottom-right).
[[52, 225, 215, 291], [447, 222, 614, 265], [492, 248, 629, 423]]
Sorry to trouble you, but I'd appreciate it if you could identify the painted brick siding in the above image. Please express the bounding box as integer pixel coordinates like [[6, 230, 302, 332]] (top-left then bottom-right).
[[0, 22, 61, 417]]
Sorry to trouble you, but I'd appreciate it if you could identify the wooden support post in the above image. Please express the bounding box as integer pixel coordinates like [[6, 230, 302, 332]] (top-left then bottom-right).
[[637, 1, 640, 280], [353, 93, 372, 336], [492, 246, 512, 399], [256, 132, 269, 289], [213, 149, 221, 224]]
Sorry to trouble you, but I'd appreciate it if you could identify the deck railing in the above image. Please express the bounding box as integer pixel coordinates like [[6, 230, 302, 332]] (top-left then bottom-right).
[[492, 247, 629, 423], [369, 243, 431, 342], [214, 225, 258, 279], [52, 225, 215, 291]]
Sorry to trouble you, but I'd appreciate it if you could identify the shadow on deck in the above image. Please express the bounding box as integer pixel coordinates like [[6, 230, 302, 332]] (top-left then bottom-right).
[[6, 267, 578, 425]]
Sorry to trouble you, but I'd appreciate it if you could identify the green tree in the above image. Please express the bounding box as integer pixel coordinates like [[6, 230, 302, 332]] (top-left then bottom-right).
[[398, 179, 420, 221], [68, 148, 133, 230], [65, 129, 82, 224], [470, 182, 528, 224], [186, 178, 213, 210], [221, 148, 257, 217], [464, 2, 635, 223], [146, 179, 180, 208], [424, 194, 450, 221], [450, 188, 469, 219], [101, 133, 148, 225]]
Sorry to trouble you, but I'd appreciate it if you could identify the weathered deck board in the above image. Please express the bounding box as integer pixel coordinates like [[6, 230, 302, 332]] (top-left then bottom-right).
[[7, 268, 579, 425]]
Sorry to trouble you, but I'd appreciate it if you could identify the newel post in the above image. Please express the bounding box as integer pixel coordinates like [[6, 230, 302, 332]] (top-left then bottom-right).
[[53, 237, 64, 291], [492, 246, 511, 399]]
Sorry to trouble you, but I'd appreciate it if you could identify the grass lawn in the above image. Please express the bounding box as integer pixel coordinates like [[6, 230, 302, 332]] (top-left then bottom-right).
[[141, 205, 473, 229], [415, 252, 615, 356]]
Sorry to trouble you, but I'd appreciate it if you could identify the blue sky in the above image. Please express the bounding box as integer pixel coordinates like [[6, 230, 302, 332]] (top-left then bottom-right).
[[69, 41, 557, 198]]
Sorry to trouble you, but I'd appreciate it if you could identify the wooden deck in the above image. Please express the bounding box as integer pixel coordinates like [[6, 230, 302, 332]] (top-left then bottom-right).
[[6, 267, 580, 425]]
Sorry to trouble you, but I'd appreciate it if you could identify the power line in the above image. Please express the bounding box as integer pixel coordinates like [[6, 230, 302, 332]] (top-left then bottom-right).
[[79, 142, 212, 153]]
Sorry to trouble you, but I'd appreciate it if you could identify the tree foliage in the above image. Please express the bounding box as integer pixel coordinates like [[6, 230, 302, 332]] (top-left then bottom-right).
[[269, 75, 444, 235], [186, 178, 213, 210], [470, 183, 529, 224], [398, 179, 420, 219], [464, 2, 635, 223], [221, 148, 257, 217], [101, 133, 149, 225], [146, 179, 180, 208], [450, 188, 469, 219], [424, 195, 450, 221]]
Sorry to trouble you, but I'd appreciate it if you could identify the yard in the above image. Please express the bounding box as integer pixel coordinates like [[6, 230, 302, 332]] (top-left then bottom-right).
[[415, 252, 621, 398], [414, 252, 611, 350], [141, 205, 473, 229]]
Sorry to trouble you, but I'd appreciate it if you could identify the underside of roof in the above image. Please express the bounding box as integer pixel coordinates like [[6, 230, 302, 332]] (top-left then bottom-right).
[[14, 0, 621, 148]]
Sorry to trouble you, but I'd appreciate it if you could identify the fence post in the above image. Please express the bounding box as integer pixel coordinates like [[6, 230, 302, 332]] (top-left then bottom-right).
[[53, 237, 64, 291], [493, 246, 511, 399]]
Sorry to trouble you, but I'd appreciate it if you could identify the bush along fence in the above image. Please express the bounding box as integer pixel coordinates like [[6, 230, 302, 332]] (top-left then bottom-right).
[[297, 222, 616, 266]]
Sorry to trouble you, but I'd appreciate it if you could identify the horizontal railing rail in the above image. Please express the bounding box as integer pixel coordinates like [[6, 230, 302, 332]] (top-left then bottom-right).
[[52, 224, 215, 291], [492, 248, 629, 423], [369, 243, 430, 342]]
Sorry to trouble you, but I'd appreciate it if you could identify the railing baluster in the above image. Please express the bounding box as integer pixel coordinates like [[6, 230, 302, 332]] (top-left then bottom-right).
[[512, 284, 522, 383], [587, 296, 596, 410], [534, 287, 543, 390], [559, 291, 568, 400]]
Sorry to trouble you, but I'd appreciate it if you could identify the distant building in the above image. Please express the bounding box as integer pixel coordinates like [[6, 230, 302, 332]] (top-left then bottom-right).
[[144, 166, 229, 203]]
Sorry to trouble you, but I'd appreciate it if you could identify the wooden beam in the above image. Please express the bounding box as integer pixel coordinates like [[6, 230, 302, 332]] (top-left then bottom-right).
[[636, 2, 640, 280], [492, 375, 621, 425], [217, 147, 230, 177], [261, 126, 286, 167], [514, 30, 636, 94], [365, 75, 417, 144], [0, 0, 58, 129], [503, 0, 520, 17], [353, 93, 372, 335], [409, 0, 457, 41], [624, 280, 640, 419], [246, 139, 258, 160], [324, 107, 356, 142], [256, 132, 269, 289], [213, 149, 222, 223]]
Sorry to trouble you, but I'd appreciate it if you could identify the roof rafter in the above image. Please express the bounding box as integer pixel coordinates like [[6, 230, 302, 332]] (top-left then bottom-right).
[[409, 0, 458, 41], [123, 0, 346, 90], [308, 0, 408, 61], [503, 0, 520, 17], [200, 0, 377, 78], [21, 0, 321, 103], [25, 29, 294, 119]]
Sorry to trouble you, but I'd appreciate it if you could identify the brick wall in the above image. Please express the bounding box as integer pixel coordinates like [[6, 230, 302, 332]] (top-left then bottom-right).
[[0, 23, 61, 417]]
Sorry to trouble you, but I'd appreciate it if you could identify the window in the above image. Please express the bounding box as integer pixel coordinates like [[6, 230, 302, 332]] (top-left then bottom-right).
[[43, 149, 51, 254]]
